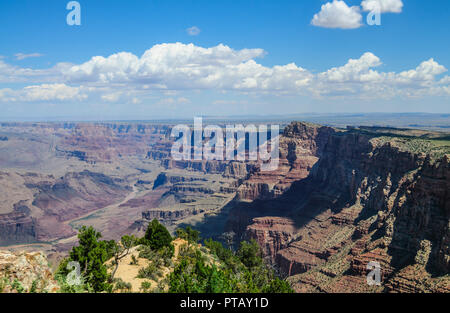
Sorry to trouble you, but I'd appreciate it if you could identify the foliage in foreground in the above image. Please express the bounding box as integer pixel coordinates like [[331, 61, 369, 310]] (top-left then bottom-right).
[[55, 221, 293, 293], [168, 231, 293, 293], [142, 219, 174, 254], [55, 226, 110, 293]]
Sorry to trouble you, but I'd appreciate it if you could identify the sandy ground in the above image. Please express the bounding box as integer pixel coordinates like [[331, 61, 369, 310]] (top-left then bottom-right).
[[107, 238, 188, 292]]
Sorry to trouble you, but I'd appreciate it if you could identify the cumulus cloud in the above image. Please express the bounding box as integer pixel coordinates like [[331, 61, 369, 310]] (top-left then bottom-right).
[[15, 53, 44, 60], [0, 84, 87, 102], [0, 60, 71, 83], [0, 43, 448, 104], [63, 43, 275, 90], [361, 0, 403, 13], [314, 54, 448, 98], [186, 26, 201, 36], [319, 52, 382, 82], [311, 0, 363, 29]]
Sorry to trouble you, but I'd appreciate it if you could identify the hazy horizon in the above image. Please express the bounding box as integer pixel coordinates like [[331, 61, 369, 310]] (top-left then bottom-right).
[[1, 112, 449, 133]]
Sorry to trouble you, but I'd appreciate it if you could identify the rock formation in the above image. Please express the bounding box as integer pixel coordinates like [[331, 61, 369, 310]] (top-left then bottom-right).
[[237, 122, 335, 200], [0, 250, 59, 293], [242, 125, 450, 292], [1, 121, 448, 293]]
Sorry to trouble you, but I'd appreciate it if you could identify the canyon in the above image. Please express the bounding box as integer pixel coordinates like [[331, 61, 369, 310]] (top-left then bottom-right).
[[243, 125, 450, 292], [0, 120, 448, 292]]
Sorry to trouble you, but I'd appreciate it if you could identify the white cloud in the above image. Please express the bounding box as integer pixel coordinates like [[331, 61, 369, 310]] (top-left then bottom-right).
[[64, 43, 274, 90], [0, 60, 71, 83], [14, 53, 44, 60], [101, 92, 122, 102], [361, 0, 403, 13], [396, 58, 447, 82], [0, 43, 448, 103], [314, 55, 449, 98], [0, 84, 87, 102], [311, 0, 363, 29], [319, 52, 382, 82], [186, 26, 201, 36]]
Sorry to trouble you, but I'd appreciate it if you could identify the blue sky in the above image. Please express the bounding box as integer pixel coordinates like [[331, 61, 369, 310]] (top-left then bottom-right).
[[0, 0, 449, 120]]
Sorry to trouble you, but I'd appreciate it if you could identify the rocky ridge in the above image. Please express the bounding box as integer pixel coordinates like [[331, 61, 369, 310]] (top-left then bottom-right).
[[244, 124, 450, 292]]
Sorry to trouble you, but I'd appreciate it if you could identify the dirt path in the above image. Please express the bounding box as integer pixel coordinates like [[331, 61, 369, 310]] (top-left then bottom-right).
[[108, 238, 188, 292]]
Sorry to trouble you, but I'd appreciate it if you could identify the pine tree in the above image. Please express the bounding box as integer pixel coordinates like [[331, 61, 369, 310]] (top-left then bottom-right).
[[68, 226, 111, 292], [144, 219, 173, 253]]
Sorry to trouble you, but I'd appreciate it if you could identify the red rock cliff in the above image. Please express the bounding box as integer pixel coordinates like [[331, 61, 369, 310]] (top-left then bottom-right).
[[245, 126, 449, 292]]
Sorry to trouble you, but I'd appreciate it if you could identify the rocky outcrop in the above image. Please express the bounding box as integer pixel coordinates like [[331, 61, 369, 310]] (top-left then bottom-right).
[[57, 123, 170, 163], [152, 172, 208, 190], [142, 207, 205, 223], [384, 264, 450, 293], [0, 250, 59, 293], [237, 122, 335, 201], [241, 125, 449, 292], [224, 162, 249, 178], [1, 121, 448, 293], [131, 208, 207, 233], [246, 217, 297, 263], [0, 212, 37, 246]]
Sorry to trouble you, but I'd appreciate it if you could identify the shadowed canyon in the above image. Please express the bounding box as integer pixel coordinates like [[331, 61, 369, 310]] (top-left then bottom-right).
[[0, 120, 448, 293]]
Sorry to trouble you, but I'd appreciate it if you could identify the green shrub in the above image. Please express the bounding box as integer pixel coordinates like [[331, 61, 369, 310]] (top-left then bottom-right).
[[237, 239, 263, 269], [138, 245, 157, 260], [157, 245, 175, 259], [144, 219, 173, 251], [175, 226, 200, 244], [11, 279, 24, 293], [137, 263, 163, 281], [262, 278, 294, 293], [113, 278, 132, 292], [140, 281, 152, 292], [130, 255, 138, 265], [60, 226, 112, 292], [29, 279, 39, 293]]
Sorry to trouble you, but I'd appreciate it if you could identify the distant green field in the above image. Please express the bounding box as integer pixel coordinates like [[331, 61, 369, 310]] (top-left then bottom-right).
[[371, 136, 450, 159], [347, 126, 450, 159]]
